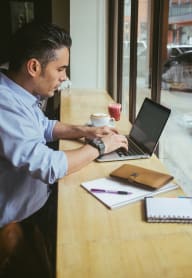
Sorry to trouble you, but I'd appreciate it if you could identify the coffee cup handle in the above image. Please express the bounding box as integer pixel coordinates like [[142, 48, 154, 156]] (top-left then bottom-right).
[[109, 117, 115, 126]]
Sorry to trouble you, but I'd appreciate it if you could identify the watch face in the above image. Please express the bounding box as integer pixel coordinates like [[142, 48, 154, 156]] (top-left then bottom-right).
[[88, 138, 105, 156], [98, 140, 105, 156]]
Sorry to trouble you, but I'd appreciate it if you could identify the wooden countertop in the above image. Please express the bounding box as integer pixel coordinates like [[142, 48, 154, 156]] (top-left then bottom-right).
[[56, 89, 192, 278]]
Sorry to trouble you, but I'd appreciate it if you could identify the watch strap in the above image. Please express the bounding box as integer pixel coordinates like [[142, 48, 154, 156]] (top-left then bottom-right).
[[87, 138, 105, 157]]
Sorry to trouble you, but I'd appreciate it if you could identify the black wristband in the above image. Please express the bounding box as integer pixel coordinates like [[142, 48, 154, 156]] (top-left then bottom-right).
[[87, 138, 105, 157]]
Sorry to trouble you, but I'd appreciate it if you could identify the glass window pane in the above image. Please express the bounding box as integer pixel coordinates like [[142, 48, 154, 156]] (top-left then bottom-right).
[[160, 0, 192, 195], [136, 0, 151, 112], [122, 0, 151, 116]]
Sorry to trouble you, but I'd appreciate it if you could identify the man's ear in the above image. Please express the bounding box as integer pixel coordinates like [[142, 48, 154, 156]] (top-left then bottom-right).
[[27, 58, 41, 77]]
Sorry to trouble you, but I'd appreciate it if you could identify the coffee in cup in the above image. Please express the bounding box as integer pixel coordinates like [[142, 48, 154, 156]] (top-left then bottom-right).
[[90, 113, 114, 127]]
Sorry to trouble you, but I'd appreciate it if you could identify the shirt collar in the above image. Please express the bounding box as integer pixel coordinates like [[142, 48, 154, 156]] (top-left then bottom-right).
[[0, 71, 39, 107]]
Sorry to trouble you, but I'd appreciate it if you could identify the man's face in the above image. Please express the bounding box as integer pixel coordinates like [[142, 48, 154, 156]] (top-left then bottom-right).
[[34, 47, 69, 98]]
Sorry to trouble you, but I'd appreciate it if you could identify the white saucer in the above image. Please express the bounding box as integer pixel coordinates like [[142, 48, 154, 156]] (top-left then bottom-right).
[[86, 120, 115, 127]]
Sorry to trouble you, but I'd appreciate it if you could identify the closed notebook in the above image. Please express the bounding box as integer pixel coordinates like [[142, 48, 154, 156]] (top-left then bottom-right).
[[145, 197, 192, 223], [110, 164, 174, 189]]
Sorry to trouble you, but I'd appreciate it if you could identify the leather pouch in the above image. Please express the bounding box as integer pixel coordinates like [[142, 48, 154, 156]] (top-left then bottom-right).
[[110, 164, 174, 190]]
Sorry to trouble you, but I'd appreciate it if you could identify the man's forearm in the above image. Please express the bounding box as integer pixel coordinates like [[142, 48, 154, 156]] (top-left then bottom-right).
[[52, 121, 90, 140], [64, 144, 100, 175]]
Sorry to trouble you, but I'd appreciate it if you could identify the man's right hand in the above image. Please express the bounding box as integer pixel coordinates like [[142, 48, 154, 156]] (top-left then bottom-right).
[[101, 133, 128, 154]]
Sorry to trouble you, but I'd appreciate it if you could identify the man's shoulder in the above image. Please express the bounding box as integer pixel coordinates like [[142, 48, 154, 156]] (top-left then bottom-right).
[[0, 71, 11, 94], [0, 82, 14, 102], [0, 82, 24, 113], [0, 72, 24, 106]]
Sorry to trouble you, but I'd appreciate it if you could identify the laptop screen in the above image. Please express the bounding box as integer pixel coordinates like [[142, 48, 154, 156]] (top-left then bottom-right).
[[129, 98, 171, 155]]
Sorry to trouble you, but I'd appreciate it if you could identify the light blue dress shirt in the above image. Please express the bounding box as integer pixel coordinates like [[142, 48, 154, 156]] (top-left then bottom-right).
[[0, 72, 68, 227]]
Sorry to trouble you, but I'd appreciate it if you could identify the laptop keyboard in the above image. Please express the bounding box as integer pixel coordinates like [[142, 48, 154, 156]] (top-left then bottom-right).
[[116, 138, 145, 157]]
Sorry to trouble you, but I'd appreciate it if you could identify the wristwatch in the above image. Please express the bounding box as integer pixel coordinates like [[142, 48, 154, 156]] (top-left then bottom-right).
[[87, 138, 105, 157]]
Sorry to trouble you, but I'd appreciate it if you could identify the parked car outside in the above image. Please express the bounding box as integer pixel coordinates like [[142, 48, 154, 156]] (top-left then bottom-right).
[[162, 51, 192, 92], [167, 44, 192, 59]]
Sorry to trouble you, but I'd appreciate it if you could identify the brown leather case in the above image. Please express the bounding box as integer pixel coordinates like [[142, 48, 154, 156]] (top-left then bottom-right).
[[110, 164, 174, 189]]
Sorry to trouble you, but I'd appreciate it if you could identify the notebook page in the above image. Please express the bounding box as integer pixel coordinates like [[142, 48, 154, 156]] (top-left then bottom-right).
[[146, 197, 192, 219], [81, 177, 178, 209]]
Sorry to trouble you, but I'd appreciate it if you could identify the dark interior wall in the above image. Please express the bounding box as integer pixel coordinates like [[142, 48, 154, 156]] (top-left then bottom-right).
[[52, 0, 70, 32], [0, 0, 69, 119], [0, 0, 71, 64], [0, 1, 12, 63], [0, 0, 52, 64], [33, 0, 52, 23]]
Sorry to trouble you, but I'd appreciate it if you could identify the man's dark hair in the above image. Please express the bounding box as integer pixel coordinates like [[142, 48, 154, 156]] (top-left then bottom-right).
[[8, 21, 72, 72]]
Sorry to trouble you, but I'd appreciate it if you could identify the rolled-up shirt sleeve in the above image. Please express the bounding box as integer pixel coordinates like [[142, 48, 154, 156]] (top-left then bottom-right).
[[0, 90, 68, 184]]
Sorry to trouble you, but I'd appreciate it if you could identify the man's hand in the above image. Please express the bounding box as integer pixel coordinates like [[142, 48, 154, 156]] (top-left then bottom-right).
[[101, 133, 128, 154], [85, 126, 118, 140], [53, 122, 118, 140]]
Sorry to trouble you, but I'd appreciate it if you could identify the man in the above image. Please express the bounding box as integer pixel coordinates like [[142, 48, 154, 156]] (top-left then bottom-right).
[[0, 21, 128, 229], [0, 21, 128, 277]]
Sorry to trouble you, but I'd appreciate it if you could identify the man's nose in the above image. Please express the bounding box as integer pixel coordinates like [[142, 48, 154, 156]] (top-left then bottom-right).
[[60, 72, 68, 82]]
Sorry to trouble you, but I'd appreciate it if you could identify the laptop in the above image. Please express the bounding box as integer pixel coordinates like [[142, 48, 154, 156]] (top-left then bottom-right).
[[97, 98, 171, 162]]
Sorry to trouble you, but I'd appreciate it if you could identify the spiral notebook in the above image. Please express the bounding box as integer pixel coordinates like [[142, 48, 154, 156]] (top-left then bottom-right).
[[145, 197, 192, 223]]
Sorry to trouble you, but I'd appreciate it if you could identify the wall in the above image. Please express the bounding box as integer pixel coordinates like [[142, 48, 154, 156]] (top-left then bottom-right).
[[70, 0, 107, 89], [0, 0, 52, 64], [52, 0, 70, 31], [52, 0, 107, 89]]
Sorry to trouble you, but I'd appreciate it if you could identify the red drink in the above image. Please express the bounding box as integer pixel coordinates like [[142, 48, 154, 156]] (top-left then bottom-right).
[[108, 103, 122, 121]]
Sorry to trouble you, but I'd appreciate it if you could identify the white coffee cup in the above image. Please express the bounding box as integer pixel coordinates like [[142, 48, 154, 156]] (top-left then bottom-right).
[[90, 113, 114, 127]]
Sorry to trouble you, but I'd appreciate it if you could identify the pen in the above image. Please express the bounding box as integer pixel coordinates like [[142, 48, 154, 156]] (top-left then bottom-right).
[[178, 196, 192, 199], [90, 188, 132, 195]]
